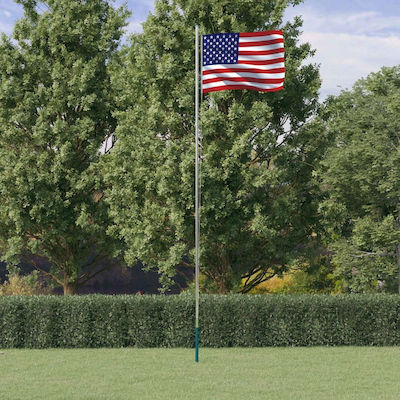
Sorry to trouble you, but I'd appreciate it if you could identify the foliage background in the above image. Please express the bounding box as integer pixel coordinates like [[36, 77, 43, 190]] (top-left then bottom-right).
[[104, 0, 321, 294]]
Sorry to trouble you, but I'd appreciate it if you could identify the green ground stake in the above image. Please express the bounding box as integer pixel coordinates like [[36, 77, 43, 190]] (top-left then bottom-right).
[[195, 327, 199, 362]]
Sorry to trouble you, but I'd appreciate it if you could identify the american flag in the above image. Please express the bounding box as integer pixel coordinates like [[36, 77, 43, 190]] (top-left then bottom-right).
[[202, 30, 285, 93]]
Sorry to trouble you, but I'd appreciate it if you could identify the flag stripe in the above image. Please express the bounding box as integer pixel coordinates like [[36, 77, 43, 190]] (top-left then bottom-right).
[[203, 77, 285, 84], [238, 34, 283, 43], [202, 63, 285, 72], [239, 48, 284, 56], [238, 43, 284, 52], [239, 54, 284, 61], [239, 30, 283, 37], [203, 72, 285, 80], [238, 38, 284, 47], [203, 67, 285, 75], [203, 80, 284, 90], [237, 59, 284, 65], [202, 30, 284, 93], [203, 85, 284, 93]]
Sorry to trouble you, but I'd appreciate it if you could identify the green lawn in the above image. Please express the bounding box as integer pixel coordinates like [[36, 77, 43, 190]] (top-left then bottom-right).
[[0, 347, 399, 399]]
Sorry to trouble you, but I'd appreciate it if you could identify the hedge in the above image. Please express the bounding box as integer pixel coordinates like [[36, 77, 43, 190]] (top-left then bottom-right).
[[1, 294, 400, 348]]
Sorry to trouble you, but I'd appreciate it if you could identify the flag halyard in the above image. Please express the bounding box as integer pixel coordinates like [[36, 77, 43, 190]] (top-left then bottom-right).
[[202, 30, 285, 93]]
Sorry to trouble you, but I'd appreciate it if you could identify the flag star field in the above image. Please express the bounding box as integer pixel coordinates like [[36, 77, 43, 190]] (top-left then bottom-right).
[[203, 33, 240, 65]]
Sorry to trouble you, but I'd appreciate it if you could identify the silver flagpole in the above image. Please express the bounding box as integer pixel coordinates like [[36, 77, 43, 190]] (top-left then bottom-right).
[[194, 24, 200, 363]]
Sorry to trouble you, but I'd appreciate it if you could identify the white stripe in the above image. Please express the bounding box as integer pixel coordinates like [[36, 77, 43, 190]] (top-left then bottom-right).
[[238, 53, 283, 61], [202, 62, 285, 71], [239, 43, 284, 52], [203, 72, 285, 80], [203, 80, 284, 90], [239, 34, 283, 43]]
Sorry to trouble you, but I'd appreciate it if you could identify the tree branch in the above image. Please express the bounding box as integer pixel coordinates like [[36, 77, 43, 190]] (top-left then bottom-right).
[[77, 264, 113, 286], [23, 256, 64, 286], [352, 250, 395, 258]]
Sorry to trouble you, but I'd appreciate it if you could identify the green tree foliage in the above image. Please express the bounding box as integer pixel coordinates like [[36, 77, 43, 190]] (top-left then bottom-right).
[[104, 0, 321, 293], [0, 265, 51, 296], [0, 0, 128, 294], [317, 66, 400, 293]]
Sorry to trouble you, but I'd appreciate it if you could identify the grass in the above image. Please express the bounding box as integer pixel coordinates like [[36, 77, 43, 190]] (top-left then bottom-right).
[[0, 347, 400, 399]]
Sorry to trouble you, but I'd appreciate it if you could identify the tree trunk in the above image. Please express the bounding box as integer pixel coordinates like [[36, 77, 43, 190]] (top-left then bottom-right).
[[63, 282, 76, 295], [216, 277, 228, 294], [215, 254, 231, 294]]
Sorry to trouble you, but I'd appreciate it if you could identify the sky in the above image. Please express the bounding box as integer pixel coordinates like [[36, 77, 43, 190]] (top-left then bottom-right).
[[0, 0, 399, 99]]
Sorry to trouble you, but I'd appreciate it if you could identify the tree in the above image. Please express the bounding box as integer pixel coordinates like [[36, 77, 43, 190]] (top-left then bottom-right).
[[317, 66, 400, 293], [0, 0, 128, 294], [104, 0, 321, 293]]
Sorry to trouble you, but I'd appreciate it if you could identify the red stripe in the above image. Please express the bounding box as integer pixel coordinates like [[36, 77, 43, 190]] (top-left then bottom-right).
[[238, 58, 284, 65], [202, 67, 285, 75], [203, 77, 285, 84], [239, 48, 284, 56], [203, 84, 284, 93], [239, 38, 284, 47], [239, 30, 283, 37]]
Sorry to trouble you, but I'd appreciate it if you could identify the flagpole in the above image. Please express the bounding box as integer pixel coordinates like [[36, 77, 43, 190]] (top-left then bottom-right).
[[194, 24, 200, 363]]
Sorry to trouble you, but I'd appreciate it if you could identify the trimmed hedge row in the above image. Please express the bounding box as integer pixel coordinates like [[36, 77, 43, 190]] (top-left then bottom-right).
[[1, 294, 400, 348]]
